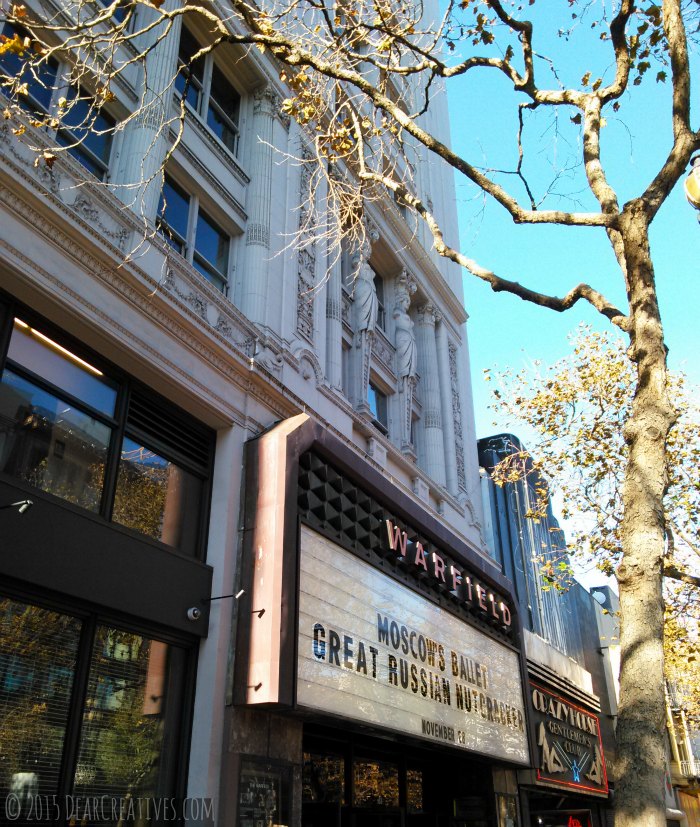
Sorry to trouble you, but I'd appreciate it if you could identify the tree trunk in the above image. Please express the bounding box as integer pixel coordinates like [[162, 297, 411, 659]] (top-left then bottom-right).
[[615, 203, 676, 827]]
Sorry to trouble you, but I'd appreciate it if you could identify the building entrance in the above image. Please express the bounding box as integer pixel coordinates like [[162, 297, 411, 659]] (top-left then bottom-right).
[[301, 725, 495, 827]]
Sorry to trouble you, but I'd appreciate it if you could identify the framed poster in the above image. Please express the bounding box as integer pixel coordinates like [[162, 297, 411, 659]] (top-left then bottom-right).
[[238, 759, 291, 827]]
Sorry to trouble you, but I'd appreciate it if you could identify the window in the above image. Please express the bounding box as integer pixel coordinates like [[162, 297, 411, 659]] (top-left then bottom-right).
[[57, 88, 115, 179], [175, 25, 241, 156], [373, 271, 386, 329], [0, 314, 214, 557], [0, 595, 189, 821], [157, 176, 190, 254], [0, 22, 114, 180], [368, 382, 388, 431], [94, 0, 133, 26], [158, 174, 232, 293], [0, 22, 58, 114]]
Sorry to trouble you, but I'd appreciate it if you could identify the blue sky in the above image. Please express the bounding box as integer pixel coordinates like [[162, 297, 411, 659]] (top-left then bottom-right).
[[445, 10, 700, 440]]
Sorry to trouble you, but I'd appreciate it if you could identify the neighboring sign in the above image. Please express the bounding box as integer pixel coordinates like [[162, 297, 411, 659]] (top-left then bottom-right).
[[296, 525, 530, 764], [530, 681, 608, 796]]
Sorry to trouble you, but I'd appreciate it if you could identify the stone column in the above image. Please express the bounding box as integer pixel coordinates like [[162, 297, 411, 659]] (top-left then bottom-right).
[[113, 1, 182, 221], [436, 318, 458, 495], [415, 303, 446, 487], [240, 86, 277, 326], [325, 252, 343, 390]]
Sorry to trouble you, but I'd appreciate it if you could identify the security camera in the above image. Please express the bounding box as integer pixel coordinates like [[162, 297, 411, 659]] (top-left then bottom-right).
[[186, 607, 202, 621]]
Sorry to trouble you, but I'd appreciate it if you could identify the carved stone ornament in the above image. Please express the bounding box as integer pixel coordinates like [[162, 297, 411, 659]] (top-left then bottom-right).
[[448, 341, 467, 492]]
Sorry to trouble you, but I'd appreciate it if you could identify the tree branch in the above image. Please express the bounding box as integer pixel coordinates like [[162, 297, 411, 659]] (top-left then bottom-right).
[[359, 170, 630, 329], [665, 560, 700, 590]]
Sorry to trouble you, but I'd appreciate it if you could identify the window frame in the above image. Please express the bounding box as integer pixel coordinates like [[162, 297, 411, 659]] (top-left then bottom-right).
[[0, 586, 197, 818], [368, 380, 389, 433], [175, 24, 242, 158], [158, 172, 233, 294], [0, 299, 215, 560], [0, 21, 116, 181]]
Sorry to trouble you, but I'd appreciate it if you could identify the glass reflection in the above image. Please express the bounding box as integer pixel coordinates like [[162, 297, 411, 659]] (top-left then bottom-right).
[[72, 626, 173, 809], [302, 752, 345, 804], [353, 759, 399, 808], [8, 320, 117, 416], [0, 599, 81, 815], [112, 438, 202, 554], [0, 369, 110, 511]]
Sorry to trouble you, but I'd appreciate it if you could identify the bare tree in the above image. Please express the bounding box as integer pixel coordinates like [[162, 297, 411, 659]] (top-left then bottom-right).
[[1, 0, 699, 824]]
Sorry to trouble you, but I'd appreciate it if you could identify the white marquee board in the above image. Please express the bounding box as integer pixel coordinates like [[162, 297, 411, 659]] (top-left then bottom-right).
[[296, 525, 530, 764]]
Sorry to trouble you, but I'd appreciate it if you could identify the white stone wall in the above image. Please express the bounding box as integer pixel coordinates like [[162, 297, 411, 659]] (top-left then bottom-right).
[[0, 4, 493, 819]]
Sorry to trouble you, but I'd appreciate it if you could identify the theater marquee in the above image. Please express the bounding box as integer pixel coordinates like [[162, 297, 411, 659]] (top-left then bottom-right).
[[296, 525, 530, 765]]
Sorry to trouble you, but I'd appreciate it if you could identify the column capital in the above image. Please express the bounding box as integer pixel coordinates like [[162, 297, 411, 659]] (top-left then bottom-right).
[[416, 302, 438, 326], [253, 85, 280, 117]]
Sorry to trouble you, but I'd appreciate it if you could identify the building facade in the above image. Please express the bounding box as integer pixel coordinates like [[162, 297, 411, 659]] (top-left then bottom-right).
[[0, 3, 540, 827], [478, 436, 616, 827]]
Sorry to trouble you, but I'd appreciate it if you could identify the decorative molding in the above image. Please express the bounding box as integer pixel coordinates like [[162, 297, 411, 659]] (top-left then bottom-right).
[[448, 341, 467, 493], [424, 410, 442, 430], [367, 436, 387, 467], [174, 131, 249, 219], [373, 329, 396, 375], [170, 105, 250, 187], [253, 85, 280, 118], [246, 222, 270, 248], [326, 296, 342, 321], [0, 123, 136, 256], [68, 194, 130, 251], [296, 143, 316, 344], [416, 302, 438, 327], [412, 476, 430, 503]]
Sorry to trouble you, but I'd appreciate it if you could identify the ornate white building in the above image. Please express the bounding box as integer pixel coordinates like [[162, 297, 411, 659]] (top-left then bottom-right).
[[0, 5, 537, 827]]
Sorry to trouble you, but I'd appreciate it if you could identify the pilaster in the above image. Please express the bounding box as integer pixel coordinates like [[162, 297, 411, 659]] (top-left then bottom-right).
[[415, 302, 446, 487], [112, 2, 182, 220], [240, 86, 277, 325]]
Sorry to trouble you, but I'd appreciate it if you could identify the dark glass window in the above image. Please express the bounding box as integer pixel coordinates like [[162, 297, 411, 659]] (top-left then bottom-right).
[[0, 313, 213, 557], [353, 758, 399, 807], [207, 64, 240, 154], [112, 438, 203, 553], [0, 598, 81, 810], [406, 768, 423, 813], [72, 625, 185, 805], [0, 596, 188, 823], [175, 26, 240, 157], [57, 89, 115, 179], [368, 382, 388, 428], [175, 25, 205, 111], [194, 208, 230, 292], [157, 176, 190, 254], [0, 22, 58, 114], [94, 0, 131, 25], [302, 752, 345, 804], [0, 369, 110, 511], [8, 319, 118, 417], [373, 272, 385, 329]]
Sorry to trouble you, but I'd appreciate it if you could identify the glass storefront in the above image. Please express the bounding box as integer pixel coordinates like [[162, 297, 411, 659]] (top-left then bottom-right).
[[0, 596, 188, 824], [301, 728, 494, 827]]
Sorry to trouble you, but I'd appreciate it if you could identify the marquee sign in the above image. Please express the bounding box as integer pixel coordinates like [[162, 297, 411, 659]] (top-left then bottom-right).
[[296, 525, 530, 764], [530, 681, 608, 796]]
